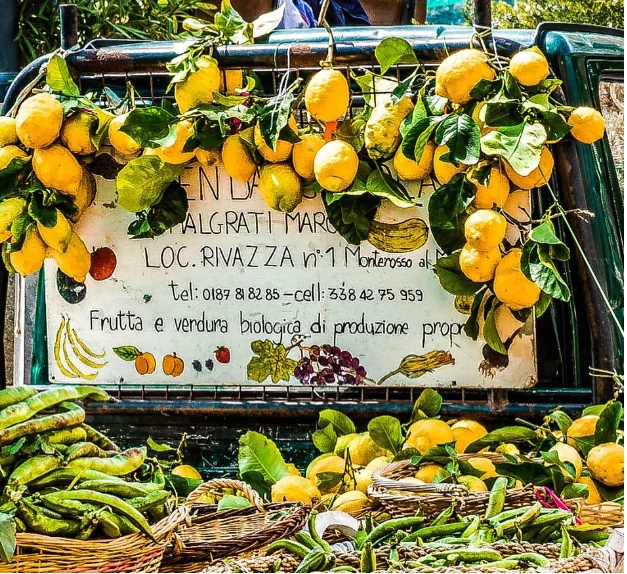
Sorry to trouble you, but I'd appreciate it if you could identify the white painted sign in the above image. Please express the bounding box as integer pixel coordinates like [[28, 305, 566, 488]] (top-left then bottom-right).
[[44, 160, 536, 387]]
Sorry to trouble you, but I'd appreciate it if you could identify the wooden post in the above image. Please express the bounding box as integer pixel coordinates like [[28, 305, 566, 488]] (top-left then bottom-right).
[[414, 0, 427, 24], [474, 0, 492, 30]]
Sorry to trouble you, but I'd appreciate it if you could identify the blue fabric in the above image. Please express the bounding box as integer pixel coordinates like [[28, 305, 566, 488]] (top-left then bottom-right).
[[278, 0, 317, 28], [304, 0, 370, 26]]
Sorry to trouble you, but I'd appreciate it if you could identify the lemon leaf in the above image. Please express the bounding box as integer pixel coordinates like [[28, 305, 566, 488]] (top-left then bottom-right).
[[312, 426, 338, 454], [414, 388, 443, 419], [323, 192, 380, 245], [128, 182, 188, 239], [46, 55, 80, 97], [594, 400, 623, 445], [435, 113, 481, 165], [251, 4, 285, 38], [484, 300, 508, 356], [120, 108, 177, 148], [433, 253, 484, 296], [368, 416, 402, 454], [318, 409, 356, 436], [238, 430, 290, 485], [375, 37, 418, 75]]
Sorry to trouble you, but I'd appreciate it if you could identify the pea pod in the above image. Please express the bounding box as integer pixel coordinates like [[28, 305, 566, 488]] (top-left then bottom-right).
[[65, 442, 117, 462], [432, 505, 454, 526], [430, 548, 503, 563], [461, 515, 480, 538], [14, 516, 26, 532], [45, 427, 88, 445], [266, 539, 311, 558], [127, 489, 170, 512], [501, 502, 542, 534], [81, 424, 120, 452], [485, 477, 508, 519], [76, 517, 99, 540], [7, 454, 62, 486], [18, 499, 83, 537], [77, 479, 150, 498], [423, 537, 472, 546], [307, 510, 330, 552], [98, 511, 121, 538], [30, 468, 124, 488], [0, 387, 37, 411], [67, 447, 146, 476], [0, 387, 108, 431], [508, 553, 551, 567], [478, 559, 519, 569], [362, 516, 426, 547], [148, 504, 167, 522], [40, 493, 99, 517], [489, 506, 529, 524], [360, 542, 376, 573], [0, 402, 85, 446], [401, 521, 467, 543], [44, 489, 155, 540], [296, 547, 326, 573], [294, 531, 318, 550]]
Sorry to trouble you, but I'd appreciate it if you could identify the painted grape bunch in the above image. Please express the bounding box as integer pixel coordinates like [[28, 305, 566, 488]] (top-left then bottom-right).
[[293, 344, 368, 386]]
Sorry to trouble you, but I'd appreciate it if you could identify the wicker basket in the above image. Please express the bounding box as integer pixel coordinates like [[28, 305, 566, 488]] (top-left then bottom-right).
[[568, 500, 624, 527], [368, 459, 537, 518], [0, 496, 191, 573], [160, 479, 308, 572]]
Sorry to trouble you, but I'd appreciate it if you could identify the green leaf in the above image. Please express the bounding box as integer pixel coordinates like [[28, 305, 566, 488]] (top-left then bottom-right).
[[433, 253, 483, 296], [0, 512, 16, 562], [480, 121, 547, 176], [318, 409, 356, 436], [593, 480, 624, 502], [0, 157, 30, 200], [529, 220, 561, 244], [534, 290, 552, 319], [365, 169, 413, 208], [116, 156, 185, 213], [316, 471, 344, 491], [531, 243, 571, 301], [368, 416, 403, 454], [570, 435, 595, 458], [401, 116, 442, 163], [312, 426, 338, 454], [120, 108, 177, 148], [470, 78, 500, 100], [502, 71, 522, 101], [484, 101, 523, 127], [483, 300, 508, 355], [541, 450, 577, 481], [215, 0, 249, 42], [594, 401, 623, 445], [582, 405, 607, 417], [246, 339, 297, 384], [493, 460, 552, 489], [350, 70, 398, 108], [112, 346, 142, 361], [323, 192, 380, 245], [466, 426, 537, 453], [435, 113, 481, 165], [548, 410, 573, 435], [8, 215, 32, 252], [562, 482, 589, 500], [428, 173, 476, 254], [238, 430, 290, 486], [217, 494, 253, 511], [28, 194, 57, 228], [538, 110, 572, 142], [464, 291, 485, 340], [413, 388, 443, 419], [128, 182, 188, 239], [257, 88, 296, 151], [46, 54, 80, 97], [251, 4, 285, 38], [374, 38, 418, 74], [336, 115, 367, 152], [147, 437, 174, 452]]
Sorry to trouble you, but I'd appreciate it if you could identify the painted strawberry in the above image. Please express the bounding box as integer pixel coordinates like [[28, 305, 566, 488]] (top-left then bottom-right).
[[90, 247, 117, 281], [214, 346, 230, 364]]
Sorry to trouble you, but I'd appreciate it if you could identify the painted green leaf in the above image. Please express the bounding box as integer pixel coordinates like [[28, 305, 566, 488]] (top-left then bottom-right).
[[112, 346, 142, 361], [246, 339, 297, 384]]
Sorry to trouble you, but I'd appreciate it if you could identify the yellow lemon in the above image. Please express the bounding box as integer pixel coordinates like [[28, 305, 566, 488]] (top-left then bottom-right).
[[314, 140, 359, 192], [467, 457, 499, 479], [464, 209, 507, 251], [16, 93, 63, 149], [50, 231, 91, 282], [9, 227, 46, 276], [286, 463, 301, 476], [0, 117, 18, 146], [353, 469, 373, 493], [495, 443, 520, 457], [254, 117, 297, 163], [433, 145, 464, 184], [258, 163, 302, 213], [452, 427, 478, 454], [365, 97, 414, 159], [171, 464, 202, 480], [365, 456, 390, 474], [406, 419, 454, 454], [577, 475, 603, 505], [504, 146, 554, 189], [37, 210, 72, 253], [414, 463, 444, 483], [155, 121, 195, 164], [393, 141, 436, 181], [435, 49, 495, 104], [549, 442, 583, 480], [493, 248, 541, 311], [292, 133, 325, 180], [0, 145, 28, 170], [568, 107, 606, 144], [307, 454, 345, 492], [334, 433, 359, 457], [222, 133, 257, 183], [471, 165, 510, 209], [331, 490, 369, 514], [305, 67, 350, 123], [457, 475, 488, 491], [175, 56, 221, 113], [509, 48, 550, 86], [587, 443, 624, 487], [459, 242, 501, 283], [195, 147, 222, 168], [108, 114, 142, 156], [221, 69, 244, 95], [566, 415, 599, 449], [346, 434, 389, 467], [451, 420, 488, 439], [271, 475, 320, 505], [0, 197, 27, 241], [32, 143, 83, 196], [61, 111, 97, 155], [73, 169, 96, 217]]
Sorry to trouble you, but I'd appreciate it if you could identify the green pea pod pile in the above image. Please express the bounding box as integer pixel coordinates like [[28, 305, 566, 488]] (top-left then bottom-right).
[[0, 386, 175, 542]]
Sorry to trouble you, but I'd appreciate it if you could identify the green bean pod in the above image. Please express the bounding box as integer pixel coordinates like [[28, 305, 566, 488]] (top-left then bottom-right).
[[485, 477, 508, 519], [0, 387, 108, 431], [110, 512, 140, 535], [294, 531, 318, 550], [363, 515, 426, 547], [42, 489, 155, 541], [508, 552, 551, 567], [501, 502, 542, 534], [266, 539, 311, 558], [401, 521, 468, 543], [65, 442, 117, 462], [76, 517, 98, 540], [7, 455, 62, 486], [307, 510, 331, 552], [18, 499, 83, 537], [81, 424, 121, 452], [30, 468, 124, 488], [66, 447, 147, 476], [431, 505, 455, 526], [40, 493, 99, 517], [296, 547, 326, 573], [127, 489, 170, 512], [98, 511, 121, 538], [360, 542, 376, 573], [461, 515, 480, 538], [0, 402, 85, 446], [478, 559, 519, 569], [45, 427, 88, 445], [489, 506, 530, 524], [77, 479, 150, 498], [0, 387, 38, 411], [430, 548, 503, 563], [14, 516, 26, 532]]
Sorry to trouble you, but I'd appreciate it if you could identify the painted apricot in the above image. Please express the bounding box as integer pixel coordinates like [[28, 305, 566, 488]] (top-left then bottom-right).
[[135, 352, 156, 375], [163, 354, 184, 377]]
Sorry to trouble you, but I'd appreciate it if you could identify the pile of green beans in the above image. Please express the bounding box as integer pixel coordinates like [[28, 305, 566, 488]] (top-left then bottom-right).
[[0, 386, 173, 541]]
